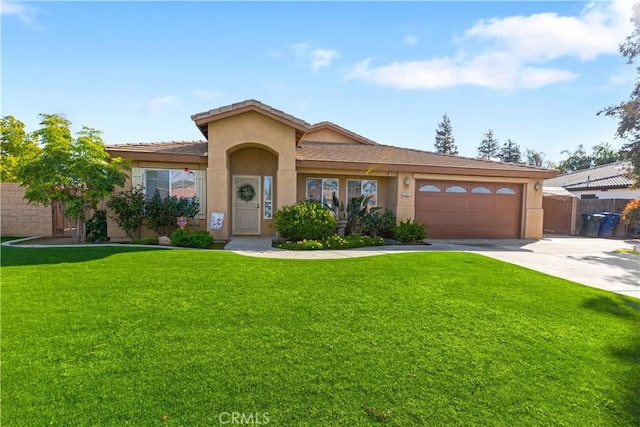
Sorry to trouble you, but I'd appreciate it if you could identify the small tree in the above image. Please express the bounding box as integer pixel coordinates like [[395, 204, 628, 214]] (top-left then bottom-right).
[[498, 139, 522, 163], [591, 142, 621, 166], [16, 114, 129, 243], [106, 185, 146, 239], [1, 116, 40, 182], [434, 114, 458, 155], [477, 129, 500, 160]]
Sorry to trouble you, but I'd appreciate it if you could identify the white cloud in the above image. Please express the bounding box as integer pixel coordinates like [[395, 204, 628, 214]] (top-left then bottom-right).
[[403, 35, 418, 46], [193, 89, 222, 100], [310, 48, 339, 72], [287, 42, 339, 72], [1, 1, 38, 25], [145, 95, 181, 113], [348, 0, 634, 90]]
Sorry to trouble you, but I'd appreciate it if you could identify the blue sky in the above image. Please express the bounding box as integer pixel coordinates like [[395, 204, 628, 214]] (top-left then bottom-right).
[[1, 1, 636, 163]]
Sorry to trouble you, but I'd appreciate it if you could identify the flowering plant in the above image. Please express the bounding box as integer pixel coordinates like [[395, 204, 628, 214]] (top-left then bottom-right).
[[622, 199, 640, 233]]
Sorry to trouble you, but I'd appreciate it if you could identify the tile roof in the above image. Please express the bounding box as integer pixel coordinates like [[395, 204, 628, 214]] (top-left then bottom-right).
[[191, 99, 311, 129], [107, 141, 208, 156], [297, 141, 556, 174], [544, 161, 634, 190], [307, 121, 379, 146]]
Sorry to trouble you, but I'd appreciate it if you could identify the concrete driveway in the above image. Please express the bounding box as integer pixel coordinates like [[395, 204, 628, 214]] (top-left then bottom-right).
[[428, 236, 639, 299], [225, 235, 639, 299]]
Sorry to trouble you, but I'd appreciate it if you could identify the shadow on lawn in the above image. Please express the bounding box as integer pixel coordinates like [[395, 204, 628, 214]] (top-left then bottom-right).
[[582, 296, 640, 420], [0, 245, 167, 267]]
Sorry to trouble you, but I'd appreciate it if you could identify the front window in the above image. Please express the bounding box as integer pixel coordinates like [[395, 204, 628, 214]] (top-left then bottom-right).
[[347, 179, 377, 207], [306, 178, 339, 208], [144, 169, 196, 199]]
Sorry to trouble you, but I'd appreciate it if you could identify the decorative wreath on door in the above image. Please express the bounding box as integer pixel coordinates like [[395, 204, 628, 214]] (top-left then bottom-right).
[[237, 183, 256, 202]]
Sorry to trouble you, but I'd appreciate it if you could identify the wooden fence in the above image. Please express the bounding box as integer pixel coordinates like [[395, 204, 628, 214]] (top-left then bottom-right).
[[575, 198, 631, 237]]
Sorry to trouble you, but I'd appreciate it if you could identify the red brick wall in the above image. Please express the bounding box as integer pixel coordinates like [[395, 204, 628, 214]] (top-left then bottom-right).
[[1, 183, 53, 237]]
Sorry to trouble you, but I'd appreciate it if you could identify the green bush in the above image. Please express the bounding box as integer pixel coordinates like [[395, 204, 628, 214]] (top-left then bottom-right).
[[170, 228, 213, 249], [106, 185, 146, 239], [394, 219, 428, 243], [85, 209, 108, 242], [146, 190, 201, 236], [361, 208, 396, 238], [275, 234, 384, 250], [274, 201, 337, 241]]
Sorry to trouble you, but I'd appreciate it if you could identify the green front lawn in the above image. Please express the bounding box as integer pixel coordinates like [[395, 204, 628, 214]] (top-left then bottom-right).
[[2, 246, 638, 426]]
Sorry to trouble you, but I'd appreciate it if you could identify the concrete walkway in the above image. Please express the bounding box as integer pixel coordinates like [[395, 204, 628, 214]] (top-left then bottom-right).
[[225, 235, 640, 299]]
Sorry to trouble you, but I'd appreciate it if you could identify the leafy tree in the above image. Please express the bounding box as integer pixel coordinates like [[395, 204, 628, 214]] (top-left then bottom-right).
[[525, 149, 547, 167], [591, 142, 621, 166], [556, 144, 592, 173], [598, 3, 640, 186], [498, 139, 522, 163], [106, 185, 147, 239], [477, 129, 500, 160], [434, 114, 458, 155], [16, 114, 129, 243], [1, 115, 40, 182]]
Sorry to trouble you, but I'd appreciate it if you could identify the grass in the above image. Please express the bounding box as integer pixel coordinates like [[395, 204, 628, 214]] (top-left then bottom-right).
[[2, 245, 639, 426]]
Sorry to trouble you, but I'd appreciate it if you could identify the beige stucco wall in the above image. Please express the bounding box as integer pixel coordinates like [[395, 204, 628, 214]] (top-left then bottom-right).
[[413, 173, 544, 239], [105, 160, 207, 240], [207, 111, 297, 239], [1, 183, 53, 237]]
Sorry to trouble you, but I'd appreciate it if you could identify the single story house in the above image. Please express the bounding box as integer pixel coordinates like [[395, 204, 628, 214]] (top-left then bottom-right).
[[106, 99, 556, 240], [544, 161, 639, 200]]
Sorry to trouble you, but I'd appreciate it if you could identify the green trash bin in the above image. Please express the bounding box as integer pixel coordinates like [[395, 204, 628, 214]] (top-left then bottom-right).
[[581, 213, 605, 237]]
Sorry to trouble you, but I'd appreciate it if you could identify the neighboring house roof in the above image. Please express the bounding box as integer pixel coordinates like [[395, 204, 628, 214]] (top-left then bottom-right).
[[544, 161, 634, 191], [543, 186, 576, 198]]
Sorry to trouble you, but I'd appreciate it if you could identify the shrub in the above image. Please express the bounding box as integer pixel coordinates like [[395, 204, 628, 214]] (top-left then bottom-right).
[[622, 199, 640, 233], [146, 190, 200, 236], [394, 219, 428, 243], [85, 209, 108, 242], [106, 185, 146, 239], [170, 228, 213, 249], [274, 201, 337, 241], [345, 195, 372, 235], [275, 234, 384, 250], [361, 208, 396, 238]]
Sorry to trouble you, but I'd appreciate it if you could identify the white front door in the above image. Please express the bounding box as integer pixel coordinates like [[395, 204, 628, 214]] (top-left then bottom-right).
[[232, 175, 261, 235]]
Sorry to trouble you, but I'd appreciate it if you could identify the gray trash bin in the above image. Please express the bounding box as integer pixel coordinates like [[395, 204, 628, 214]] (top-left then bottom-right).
[[581, 213, 605, 237]]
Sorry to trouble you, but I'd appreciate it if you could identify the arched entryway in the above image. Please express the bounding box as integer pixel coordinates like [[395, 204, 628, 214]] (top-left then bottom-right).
[[228, 146, 278, 236]]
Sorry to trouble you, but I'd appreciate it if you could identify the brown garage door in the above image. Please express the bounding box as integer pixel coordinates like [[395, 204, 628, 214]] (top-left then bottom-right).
[[415, 181, 522, 238]]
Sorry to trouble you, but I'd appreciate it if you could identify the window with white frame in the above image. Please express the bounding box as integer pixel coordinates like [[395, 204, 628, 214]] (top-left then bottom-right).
[[306, 178, 338, 207], [347, 179, 377, 207], [144, 169, 196, 199]]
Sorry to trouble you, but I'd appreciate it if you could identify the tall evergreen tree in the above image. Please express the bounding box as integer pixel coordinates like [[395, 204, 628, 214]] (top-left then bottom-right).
[[477, 129, 500, 159], [498, 139, 522, 163], [434, 114, 458, 155]]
